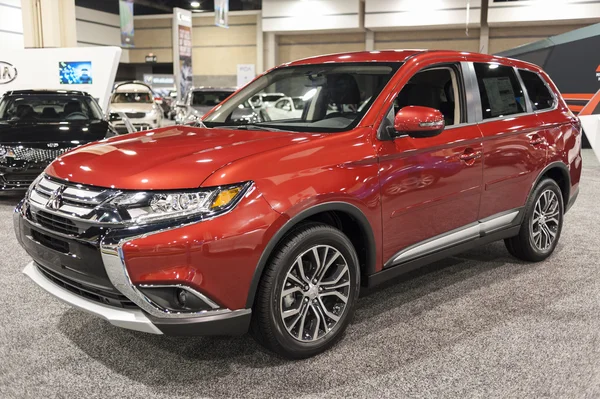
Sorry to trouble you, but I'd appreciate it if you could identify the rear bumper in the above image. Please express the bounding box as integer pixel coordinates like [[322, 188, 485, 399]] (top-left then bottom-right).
[[23, 261, 252, 335]]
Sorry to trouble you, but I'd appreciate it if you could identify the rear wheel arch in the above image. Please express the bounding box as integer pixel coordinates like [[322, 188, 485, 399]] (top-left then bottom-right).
[[530, 162, 570, 209], [245, 202, 376, 308]]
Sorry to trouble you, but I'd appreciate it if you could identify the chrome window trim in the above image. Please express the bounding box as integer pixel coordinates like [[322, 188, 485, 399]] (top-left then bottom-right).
[[469, 62, 560, 126]]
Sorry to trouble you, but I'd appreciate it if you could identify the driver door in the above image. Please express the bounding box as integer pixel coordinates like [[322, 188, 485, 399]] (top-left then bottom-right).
[[377, 63, 484, 266]]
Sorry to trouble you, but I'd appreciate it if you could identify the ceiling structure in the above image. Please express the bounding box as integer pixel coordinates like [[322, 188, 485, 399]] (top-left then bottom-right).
[[75, 0, 261, 16]]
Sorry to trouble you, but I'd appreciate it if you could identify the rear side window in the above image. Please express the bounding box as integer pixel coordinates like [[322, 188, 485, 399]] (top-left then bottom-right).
[[519, 70, 555, 111], [474, 63, 527, 120]]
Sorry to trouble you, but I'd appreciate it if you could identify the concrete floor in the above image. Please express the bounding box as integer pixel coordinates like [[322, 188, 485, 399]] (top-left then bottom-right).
[[1, 150, 599, 399]]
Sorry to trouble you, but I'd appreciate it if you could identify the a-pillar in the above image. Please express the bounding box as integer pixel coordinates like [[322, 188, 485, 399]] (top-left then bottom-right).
[[21, 0, 77, 48]]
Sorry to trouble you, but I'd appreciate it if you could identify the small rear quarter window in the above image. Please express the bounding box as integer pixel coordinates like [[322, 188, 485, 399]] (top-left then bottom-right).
[[519, 70, 555, 111]]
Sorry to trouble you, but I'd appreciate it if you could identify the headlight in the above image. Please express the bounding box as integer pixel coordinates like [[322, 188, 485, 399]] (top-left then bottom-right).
[[0, 146, 15, 158], [110, 182, 251, 225]]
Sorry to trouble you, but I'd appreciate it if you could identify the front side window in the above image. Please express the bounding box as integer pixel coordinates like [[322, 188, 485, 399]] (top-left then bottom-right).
[[203, 62, 401, 133], [0, 95, 103, 122], [474, 63, 527, 120], [392, 66, 463, 127], [519, 70, 555, 111]]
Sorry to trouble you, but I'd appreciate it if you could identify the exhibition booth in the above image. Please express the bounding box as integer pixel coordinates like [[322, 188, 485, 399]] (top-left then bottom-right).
[[2, 0, 600, 398]]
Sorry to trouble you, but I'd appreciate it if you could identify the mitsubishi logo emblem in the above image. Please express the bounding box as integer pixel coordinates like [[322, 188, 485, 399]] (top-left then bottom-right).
[[46, 185, 66, 210]]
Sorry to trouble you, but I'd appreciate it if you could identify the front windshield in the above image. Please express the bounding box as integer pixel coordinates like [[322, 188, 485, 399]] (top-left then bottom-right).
[[203, 62, 401, 132], [192, 91, 233, 107], [0, 94, 103, 122], [111, 92, 152, 104]]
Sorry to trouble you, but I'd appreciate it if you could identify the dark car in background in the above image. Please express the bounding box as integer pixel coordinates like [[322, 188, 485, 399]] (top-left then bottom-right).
[[0, 90, 116, 190]]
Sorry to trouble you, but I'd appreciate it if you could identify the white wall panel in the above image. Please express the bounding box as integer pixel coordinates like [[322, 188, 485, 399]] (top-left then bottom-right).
[[75, 6, 120, 46], [0, 0, 24, 49], [365, 0, 481, 30], [262, 0, 362, 32], [488, 0, 600, 27]]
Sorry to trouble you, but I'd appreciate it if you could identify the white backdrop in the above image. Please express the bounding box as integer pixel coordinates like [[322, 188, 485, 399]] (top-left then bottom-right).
[[0, 46, 121, 111]]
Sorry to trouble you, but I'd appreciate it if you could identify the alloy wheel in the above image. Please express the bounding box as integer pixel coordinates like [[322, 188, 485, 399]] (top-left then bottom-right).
[[530, 189, 560, 251], [279, 245, 351, 342]]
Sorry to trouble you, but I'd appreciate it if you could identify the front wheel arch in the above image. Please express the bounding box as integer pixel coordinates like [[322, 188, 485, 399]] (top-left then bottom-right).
[[245, 202, 376, 308]]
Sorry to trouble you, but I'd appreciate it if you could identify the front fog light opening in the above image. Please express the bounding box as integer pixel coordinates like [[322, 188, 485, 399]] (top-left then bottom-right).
[[138, 285, 219, 313]]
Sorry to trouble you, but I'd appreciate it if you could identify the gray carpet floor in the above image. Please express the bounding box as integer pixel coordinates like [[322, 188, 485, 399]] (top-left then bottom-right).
[[1, 150, 599, 399]]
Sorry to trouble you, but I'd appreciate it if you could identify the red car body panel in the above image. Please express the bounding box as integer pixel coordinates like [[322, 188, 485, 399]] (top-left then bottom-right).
[[40, 50, 582, 312]]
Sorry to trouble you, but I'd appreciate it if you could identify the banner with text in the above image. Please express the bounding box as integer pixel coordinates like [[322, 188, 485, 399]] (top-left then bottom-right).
[[119, 0, 134, 47], [215, 0, 229, 28], [173, 8, 193, 100]]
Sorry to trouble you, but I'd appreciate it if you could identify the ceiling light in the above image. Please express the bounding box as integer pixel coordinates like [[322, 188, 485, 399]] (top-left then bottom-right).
[[190, 1, 200, 7]]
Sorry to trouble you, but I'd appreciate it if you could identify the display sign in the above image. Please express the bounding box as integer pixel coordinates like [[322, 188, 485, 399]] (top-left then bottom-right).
[[59, 61, 92, 84], [0, 47, 121, 111], [0, 61, 17, 84], [215, 0, 229, 28], [119, 0, 135, 47], [236, 64, 255, 88], [145, 54, 157, 63], [173, 8, 193, 101]]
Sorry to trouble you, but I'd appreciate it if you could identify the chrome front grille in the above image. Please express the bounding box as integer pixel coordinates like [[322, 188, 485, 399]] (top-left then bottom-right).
[[26, 176, 123, 234], [3, 146, 67, 163], [125, 112, 146, 118]]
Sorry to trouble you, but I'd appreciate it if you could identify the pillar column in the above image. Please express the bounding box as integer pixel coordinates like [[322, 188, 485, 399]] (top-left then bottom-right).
[[21, 0, 77, 48], [365, 30, 374, 51], [265, 32, 278, 70], [479, 0, 490, 54]]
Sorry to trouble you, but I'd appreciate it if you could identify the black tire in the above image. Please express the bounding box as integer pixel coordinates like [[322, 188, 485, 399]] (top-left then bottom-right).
[[505, 178, 564, 262], [250, 223, 360, 359]]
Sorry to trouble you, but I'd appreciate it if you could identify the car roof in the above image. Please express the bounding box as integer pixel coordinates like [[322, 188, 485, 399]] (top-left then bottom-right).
[[3, 89, 90, 96], [114, 82, 152, 93], [190, 86, 236, 92], [283, 49, 542, 71]]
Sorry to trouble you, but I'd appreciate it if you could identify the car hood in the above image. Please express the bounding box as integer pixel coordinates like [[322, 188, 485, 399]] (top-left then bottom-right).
[[109, 103, 154, 113], [46, 125, 312, 190], [0, 120, 109, 147]]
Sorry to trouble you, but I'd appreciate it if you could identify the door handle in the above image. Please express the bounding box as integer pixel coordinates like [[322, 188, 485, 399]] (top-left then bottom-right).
[[460, 150, 482, 163]]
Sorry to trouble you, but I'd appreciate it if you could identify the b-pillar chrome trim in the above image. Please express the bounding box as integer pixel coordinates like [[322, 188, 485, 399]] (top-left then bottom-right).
[[100, 242, 249, 319], [386, 209, 521, 267]]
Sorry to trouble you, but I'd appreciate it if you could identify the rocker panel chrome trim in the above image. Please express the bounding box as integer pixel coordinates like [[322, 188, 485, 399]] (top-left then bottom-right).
[[387, 209, 520, 267]]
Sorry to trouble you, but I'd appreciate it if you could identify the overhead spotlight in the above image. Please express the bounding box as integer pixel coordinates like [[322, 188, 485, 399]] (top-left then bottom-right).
[[190, 1, 200, 7]]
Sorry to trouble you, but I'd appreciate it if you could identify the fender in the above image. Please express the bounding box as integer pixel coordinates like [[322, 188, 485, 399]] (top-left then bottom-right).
[[245, 201, 377, 308]]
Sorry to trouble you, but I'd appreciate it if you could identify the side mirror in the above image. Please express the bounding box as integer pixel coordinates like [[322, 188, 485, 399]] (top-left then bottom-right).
[[175, 100, 186, 108], [393, 106, 445, 138]]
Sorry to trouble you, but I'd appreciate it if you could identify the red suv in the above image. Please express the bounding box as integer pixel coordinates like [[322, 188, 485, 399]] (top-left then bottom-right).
[[15, 50, 582, 359]]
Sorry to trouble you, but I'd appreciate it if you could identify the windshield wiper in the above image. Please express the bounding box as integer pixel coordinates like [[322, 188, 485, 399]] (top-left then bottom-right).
[[219, 124, 293, 133]]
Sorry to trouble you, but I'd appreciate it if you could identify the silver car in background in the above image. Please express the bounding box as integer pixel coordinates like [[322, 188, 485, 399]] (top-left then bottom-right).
[[175, 87, 235, 124]]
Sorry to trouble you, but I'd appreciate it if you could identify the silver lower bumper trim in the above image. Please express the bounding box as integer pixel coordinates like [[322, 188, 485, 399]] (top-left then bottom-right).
[[22, 262, 162, 335]]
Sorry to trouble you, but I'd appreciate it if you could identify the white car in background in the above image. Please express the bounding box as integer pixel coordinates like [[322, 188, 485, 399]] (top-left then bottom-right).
[[266, 96, 306, 120], [109, 81, 163, 133], [250, 92, 286, 109]]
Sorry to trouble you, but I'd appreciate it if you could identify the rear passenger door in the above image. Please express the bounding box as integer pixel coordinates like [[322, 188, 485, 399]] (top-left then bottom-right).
[[473, 62, 548, 220]]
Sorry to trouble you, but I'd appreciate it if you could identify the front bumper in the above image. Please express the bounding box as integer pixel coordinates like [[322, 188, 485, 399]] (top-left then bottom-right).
[[22, 260, 252, 335], [15, 195, 257, 336]]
